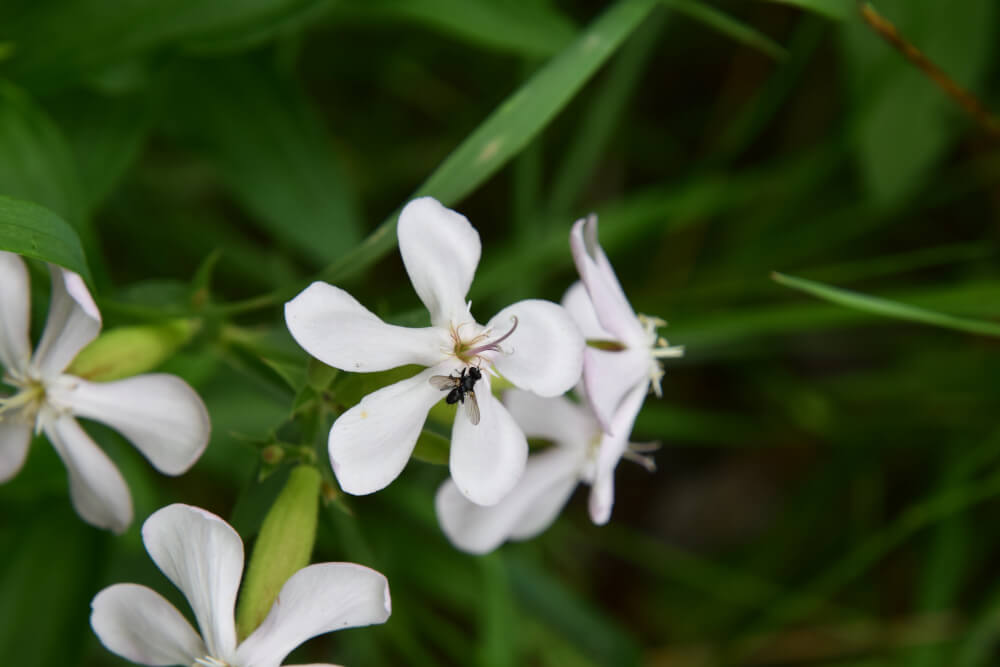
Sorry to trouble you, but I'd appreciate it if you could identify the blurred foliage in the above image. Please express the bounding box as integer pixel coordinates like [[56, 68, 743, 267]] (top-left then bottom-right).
[[1, 0, 999, 666]]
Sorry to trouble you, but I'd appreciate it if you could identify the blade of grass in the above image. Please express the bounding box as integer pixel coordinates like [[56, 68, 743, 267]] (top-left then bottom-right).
[[316, 0, 660, 286], [771, 272, 1000, 338], [547, 10, 666, 217], [666, 0, 788, 61], [755, 0, 851, 20]]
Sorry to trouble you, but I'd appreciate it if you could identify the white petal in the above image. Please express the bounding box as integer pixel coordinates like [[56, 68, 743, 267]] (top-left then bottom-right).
[[569, 216, 644, 346], [50, 374, 210, 475], [236, 563, 390, 667], [589, 381, 648, 525], [31, 265, 101, 380], [449, 379, 528, 506], [285, 282, 448, 372], [0, 409, 33, 483], [502, 389, 595, 452], [581, 347, 649, 434], [44, 414, 132, 534], [487, 299, 583, 398], [561, 281, 611, 341], [0, 251, 31, 376], [141, 504, 243, 661], [328, 367, 443, 495], [397, 197, 481, 327], [436, 445, 583, 554], [90, 583, 205, 666]]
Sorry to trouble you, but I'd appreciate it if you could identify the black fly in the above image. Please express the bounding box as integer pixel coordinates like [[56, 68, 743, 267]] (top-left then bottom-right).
[[430, 367, 482, 425]]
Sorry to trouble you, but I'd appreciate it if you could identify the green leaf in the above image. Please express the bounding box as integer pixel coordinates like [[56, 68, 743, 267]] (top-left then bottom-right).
[[0, 507, 105, 667], [0, 0, 330, 89], [0, 195, 91, 281], [165, 58, 362, 266], [755, 0, 851, 20], [318, 0, 660, 285], [841, 0, 997, 203], [666, 0, 787, 61], [48, 88, 153, 213], [771, 272, 1000, 338], [0, 81, 86, 225], [333, 0, 577, 59]]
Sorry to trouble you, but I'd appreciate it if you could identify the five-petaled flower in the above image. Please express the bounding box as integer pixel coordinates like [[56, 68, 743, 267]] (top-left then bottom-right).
[[91, 503, 391, 667], [0, 252, 210, 533], [436, 388, 657, 553], [562, 215, 682, 519], [285, 197, 584, 505]]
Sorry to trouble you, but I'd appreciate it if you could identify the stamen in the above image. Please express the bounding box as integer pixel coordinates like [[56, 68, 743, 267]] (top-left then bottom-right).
[[466, 316, 519, 357], [623, 441, 660, 473], [193, 658, 230, 667]]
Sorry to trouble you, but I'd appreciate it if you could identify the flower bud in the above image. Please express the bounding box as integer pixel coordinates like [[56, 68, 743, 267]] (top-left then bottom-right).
[[235, 464, 321, 640], [67, 319, 200, 381]]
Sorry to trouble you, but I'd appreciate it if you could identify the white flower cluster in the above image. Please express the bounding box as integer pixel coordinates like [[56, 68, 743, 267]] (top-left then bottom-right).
[[0, 197, 681, 665], [286, 199, 683, 554]]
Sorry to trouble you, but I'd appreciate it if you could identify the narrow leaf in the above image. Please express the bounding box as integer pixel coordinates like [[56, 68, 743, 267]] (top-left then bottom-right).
[[318, 0, 660, 285], [755, 0, 851, 20], [772, 272, 1000, 338]]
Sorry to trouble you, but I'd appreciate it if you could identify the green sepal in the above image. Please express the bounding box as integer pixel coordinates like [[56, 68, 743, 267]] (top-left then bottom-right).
[[66, 318, 199, 381], [235, 464, 322, 640]]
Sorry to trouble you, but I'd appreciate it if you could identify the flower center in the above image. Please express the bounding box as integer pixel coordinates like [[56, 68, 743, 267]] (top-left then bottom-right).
[[637, 313, 684, 398], [193, 657, 231, 667], [448, 316, 519, 365], [0, 376, 46, 427]]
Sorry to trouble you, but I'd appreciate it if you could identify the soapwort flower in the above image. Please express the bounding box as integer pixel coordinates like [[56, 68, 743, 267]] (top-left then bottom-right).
[[285, 197, 584, 506], [0, 252, 210, 533], [436, 387, 655, 553], [566, 214, 683, 434], [91, 504, 391, 667]]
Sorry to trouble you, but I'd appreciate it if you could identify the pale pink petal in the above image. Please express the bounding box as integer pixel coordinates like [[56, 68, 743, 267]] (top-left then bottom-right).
[[561, 281, 611, 341], [569, 216, 644, 346], [436, 445, 583, 554], [589, 381, 648, 525], [0, 251, 31, 375], [502, 389, 595, 451], [449, 377, 528, 506], [43, 414, 132, 533], [0, 409, 33, 483], [487, 299, 583, 398], [90, 583, 205, 666], [31, 266, 101, 380], [328, 367, 444, 495], [236, 563, 390, 667], [141, 504, 243, 661], [397, 197, 481, 327], [285, 282, 448, 372], [51, 374, 210, 475], [581, 346, 649, 434]]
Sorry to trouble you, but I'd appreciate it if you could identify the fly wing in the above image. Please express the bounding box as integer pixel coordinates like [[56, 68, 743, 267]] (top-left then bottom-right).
[[464, 391, 481, 426], [429, 375, 456, 391]]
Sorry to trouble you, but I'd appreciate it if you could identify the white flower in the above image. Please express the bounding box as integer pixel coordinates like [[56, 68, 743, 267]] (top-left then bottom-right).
[[0, 253, 210, 533], [436, 387, 654, 553], [91, 503, 391, 667], [566, 214, 683, 434], [285, 197, 584, 506]]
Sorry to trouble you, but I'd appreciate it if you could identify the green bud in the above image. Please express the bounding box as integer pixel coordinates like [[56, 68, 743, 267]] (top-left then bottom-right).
[[67, 319, 200, 381], [261, 444, 285, 465], [235, 465, 321, 640]]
